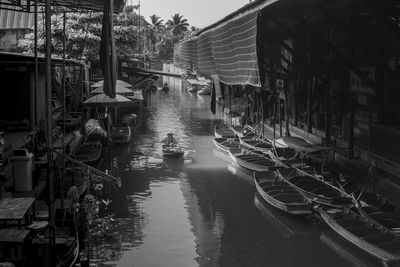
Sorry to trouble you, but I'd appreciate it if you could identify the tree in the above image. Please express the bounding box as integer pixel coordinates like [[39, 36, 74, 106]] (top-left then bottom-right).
[[149, 14, 164, 28], [18, 5, 148, 64], [166, 13, 189, 38], [148, 14, 164, 55]]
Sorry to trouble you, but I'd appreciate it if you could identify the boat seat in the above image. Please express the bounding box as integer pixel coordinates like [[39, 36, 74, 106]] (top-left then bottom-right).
[[346, 225, 380, 236], [336, 218, 365, 228], [362, 233, 396, 246], [378, 240, 400, 253]]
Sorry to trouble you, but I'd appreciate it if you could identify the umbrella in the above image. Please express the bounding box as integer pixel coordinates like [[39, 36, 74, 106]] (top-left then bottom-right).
[[91, 79, 132, 88], [99, 0, 117, 98], [91, 84, 134, 95], [83, 93, 134, 107]]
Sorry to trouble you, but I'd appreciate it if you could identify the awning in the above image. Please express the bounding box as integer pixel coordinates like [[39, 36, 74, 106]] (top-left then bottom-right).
[[83, 93, 134, 107], [196, 31, 216, 76], [174, 39, 197, 70], [0, 0, 124, 13], [211, 10, 260, 86], [0, 9, 33, 29], [174, 9, 262, 86]]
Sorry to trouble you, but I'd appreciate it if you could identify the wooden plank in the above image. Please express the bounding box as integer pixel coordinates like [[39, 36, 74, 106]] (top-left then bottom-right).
[[0, 228, 30, 243], [0, 197, 35, 220]]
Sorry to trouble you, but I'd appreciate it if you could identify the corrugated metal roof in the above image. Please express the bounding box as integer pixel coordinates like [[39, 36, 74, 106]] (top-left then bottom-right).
[[0, 0, 124, 13], [0, 9, 34, 29]]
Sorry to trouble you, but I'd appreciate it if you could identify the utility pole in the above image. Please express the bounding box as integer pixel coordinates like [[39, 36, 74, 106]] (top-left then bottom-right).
[[138, 0, 141, 56]]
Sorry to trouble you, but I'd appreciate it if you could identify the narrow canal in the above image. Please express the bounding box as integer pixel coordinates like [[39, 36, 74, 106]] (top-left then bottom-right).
[[90, 77, 380, 267]]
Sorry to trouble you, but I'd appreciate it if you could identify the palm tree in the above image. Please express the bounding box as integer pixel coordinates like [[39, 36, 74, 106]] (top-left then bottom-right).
[[166, 13, 189, 37], [149, 14, 164, 28], [148, 14, 164, 54]]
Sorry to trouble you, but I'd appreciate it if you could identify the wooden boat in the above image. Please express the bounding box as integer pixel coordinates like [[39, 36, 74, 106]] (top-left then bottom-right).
[[228, 147, 277, 172], [213, 137, 240, 153], [320, 230, 378, 267], [215, 124, 235, 138], [254, 171, 312, 215], [197, 85, 211, 95], [277, 168, 353, 207], [72, 141, 102, 165], [162, 145, 184, 158], [230, 125, 256, 138], [188, 85, 198, 93], [352, 197, 400, 236], [240, 137, 273, 153], [111, 126, 131, 143], [267, 147, 309, 169], [318, 207, 400, 263]]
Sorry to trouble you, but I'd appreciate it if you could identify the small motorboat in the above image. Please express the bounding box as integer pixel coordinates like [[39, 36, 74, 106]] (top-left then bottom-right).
[[161, 132, 184, 158]]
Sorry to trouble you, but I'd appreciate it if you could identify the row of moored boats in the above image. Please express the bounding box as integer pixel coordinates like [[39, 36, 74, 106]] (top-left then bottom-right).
[[214, 124, 400, 264]]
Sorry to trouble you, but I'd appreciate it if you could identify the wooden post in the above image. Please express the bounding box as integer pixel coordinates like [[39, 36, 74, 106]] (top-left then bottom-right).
[[325, 82, 331, 145], [307, 78, 312, 133], [284, 79, 290, 136], [60, 11, 66, 209], [279, 99, 283, 137], [325, 25, 333, 145], [34, 0, 39, 160], [349, 92, 355, 159], [45, 0, 55, 255], [306, 30, 312, 133]]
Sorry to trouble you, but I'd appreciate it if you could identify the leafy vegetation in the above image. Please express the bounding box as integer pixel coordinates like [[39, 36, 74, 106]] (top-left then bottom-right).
[[18, 5, 196, 64]]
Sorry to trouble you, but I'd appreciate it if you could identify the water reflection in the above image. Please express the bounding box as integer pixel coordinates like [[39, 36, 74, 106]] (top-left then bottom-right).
[[89, 78, 376, 267], [254, 194, 312, 238]]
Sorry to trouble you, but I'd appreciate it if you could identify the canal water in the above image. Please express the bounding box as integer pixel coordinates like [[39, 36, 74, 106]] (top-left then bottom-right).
[[90, 77, 381, 267]]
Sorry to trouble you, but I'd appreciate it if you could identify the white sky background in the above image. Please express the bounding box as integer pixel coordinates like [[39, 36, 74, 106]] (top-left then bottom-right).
[[126, 0, 250, 28]]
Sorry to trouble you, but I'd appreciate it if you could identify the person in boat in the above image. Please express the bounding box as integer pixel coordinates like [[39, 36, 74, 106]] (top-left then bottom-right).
[[163, 83, 169, 91], [162, 132, 177, 147]]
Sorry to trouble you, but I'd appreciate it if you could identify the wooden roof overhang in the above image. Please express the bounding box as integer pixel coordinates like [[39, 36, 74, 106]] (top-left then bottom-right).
[[0, 51, 85, 66], [256, 0, 400, 87], [0, 0, 124, 13]]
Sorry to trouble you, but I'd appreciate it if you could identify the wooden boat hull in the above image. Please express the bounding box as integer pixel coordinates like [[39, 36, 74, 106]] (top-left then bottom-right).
[[277, 168, 353, 207], [254, 171, 311, 215], [319, 208, 400, 263], [228, 148, 277, 172], [163, 145, 184, 158], [239, 137, 272, 153], [214, 125, 235, 139], [72, 141, 102, 165], [213, 138, 240, 153]]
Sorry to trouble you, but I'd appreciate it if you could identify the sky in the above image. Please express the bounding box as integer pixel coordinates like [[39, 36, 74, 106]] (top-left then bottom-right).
[[127, 0, 250, 28]]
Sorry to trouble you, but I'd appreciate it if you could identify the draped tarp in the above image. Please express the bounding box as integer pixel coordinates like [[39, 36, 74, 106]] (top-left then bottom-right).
[[196, 31, 217, 76], [174, 10, 260, 86], [99, 0, 117, 98], [212, 10, 259, 86], [174, 39, 197, 70]]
